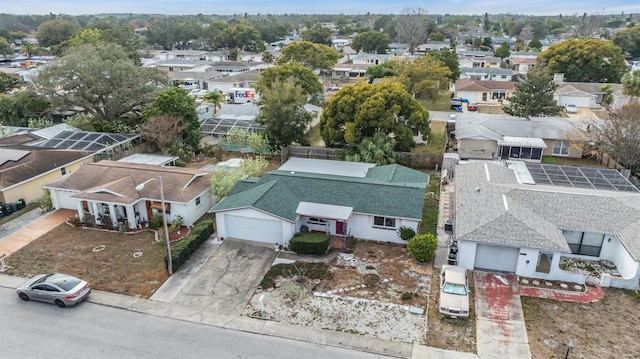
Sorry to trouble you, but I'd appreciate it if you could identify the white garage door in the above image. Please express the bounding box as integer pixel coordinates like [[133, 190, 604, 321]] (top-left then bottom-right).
[[55, 190, 79, 209], [224, 215, 283, 244], [474, 244, 519, 272], [558, 95, 591, 108]]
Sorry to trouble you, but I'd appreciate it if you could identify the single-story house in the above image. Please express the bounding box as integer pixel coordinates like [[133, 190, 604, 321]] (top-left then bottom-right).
[[509, 57, 537, 75], [203, 69, 262, 93], [350, 53, 395, 65], [458, 56, 502, 69], [554, 82, 630, 109], [454, 160, 640, 290], [454, 114, 584, 161], [155, 59, 209, 72], [331, 63, 370, 81], [211, 158, 428, 247], [460, 67, 515, 82], [43, 160, 214, 230], [454, 79, 516, 105], [0, 124, 138, 205]]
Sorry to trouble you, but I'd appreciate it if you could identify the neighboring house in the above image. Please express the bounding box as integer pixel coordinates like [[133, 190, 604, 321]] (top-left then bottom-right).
[[460, 67, 515, 82], [454, 79, 516, 105], [387, 43, 410, 55], [331, 63, 370, 81], [454, 114, 584, 161], [350, 53, 395, 65], [457, 50, 495, 58], [0, 124, 138, 205], [509, 57, 537, 75], [454, 160, 640, 290], [209, 61, 265, 73], [156, 59, 209, 72], [458, 56, 502, 69], [331, 37, 352, 49], [554, 82, 630, 109], [200, 103, 263, 140], [166, 65, 226, 90], [43, 160, 214, 230], [414, 41, 451, 53], [211, 158, 428, 247], [204, 69, 262, 93]]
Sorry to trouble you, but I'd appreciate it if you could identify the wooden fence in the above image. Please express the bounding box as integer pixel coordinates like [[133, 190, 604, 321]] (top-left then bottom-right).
[[281, 146, 443, 170]]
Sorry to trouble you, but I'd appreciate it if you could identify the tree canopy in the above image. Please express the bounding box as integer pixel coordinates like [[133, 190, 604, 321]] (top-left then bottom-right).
[[351, 30, 391, 54], [0, 72, 20, 93], [142, 87, 200, 155], [395, 56, 451, 100], [396, 8, 432, 54], [277, 41, 338, 71], [214, 24, 265, 52], [427, 48, 460, 81], [622, 70, 640, 99], [319, 82, 430, 151], [255, 78, 312, 149], [36, 20, 77, 48], [345, 132, 397, 165], [537, 39, 627, 83], [31, 42, 168, 123], [612, 25, 640, 58], [590, 102, 640, 171], [502, 69, 562, 119], [494, 41, 511, 59], [300, 24, 332, 46], [255, 62, 322, 97]]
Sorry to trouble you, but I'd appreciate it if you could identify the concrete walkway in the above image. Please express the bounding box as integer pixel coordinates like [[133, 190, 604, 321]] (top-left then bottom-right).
[[474, 271, 531, 359], [0, 209, 74, 256]]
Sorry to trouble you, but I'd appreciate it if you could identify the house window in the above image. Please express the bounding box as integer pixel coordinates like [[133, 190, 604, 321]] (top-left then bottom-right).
[[563, 230, 604, 257], [553, 140, 570, 156], [195, 197, 201, 206], [60, 167, 66, 175], [373, 216, 396, 229], [308, 217, 326, 225], [491, 90, 507, 100]]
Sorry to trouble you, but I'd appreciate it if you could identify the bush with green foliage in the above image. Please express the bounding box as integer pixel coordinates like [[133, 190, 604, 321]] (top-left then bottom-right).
[[407, 233, 437, 262], [289, 232, 329, 255], [169, 219, 214, 272], [149, 213, 164, 230], [397, 225, 416, 241]]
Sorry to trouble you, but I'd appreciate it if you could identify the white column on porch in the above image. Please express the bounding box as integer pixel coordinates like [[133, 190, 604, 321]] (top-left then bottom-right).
[[108, 204, 117, 227], [125, 205, 136, 229], [76, 201, 85, 221], [91, 202, 100, 223]]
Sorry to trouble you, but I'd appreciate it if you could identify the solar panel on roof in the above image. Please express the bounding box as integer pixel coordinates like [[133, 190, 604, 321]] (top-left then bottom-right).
[[525, 163, 639, 192]]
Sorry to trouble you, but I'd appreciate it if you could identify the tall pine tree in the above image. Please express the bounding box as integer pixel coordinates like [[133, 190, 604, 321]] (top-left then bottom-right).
[[502, 69, 563, 119]]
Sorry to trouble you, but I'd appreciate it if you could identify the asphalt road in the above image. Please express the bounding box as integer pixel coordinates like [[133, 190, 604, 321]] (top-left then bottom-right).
[[0, 287, 394, 359]]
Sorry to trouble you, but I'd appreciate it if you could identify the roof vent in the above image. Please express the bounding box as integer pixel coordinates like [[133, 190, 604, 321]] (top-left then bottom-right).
[[475, 186, 481, 192]]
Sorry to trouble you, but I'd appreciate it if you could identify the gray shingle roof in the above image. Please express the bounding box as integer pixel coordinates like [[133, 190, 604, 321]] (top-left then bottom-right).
[[455, 161, 640, 259], [212, 163, 428, 221]]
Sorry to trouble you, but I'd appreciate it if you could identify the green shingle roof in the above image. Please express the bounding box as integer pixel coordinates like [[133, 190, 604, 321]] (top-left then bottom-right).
[[212, 164, 428, 221]]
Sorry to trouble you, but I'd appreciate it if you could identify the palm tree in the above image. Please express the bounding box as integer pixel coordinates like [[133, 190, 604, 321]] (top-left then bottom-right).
[[203, 90, 223, 114], [20, 41, 36, 58], [346, 132, 397, 165], [622, 70, 640, 101], [262, 51, 274, 65]]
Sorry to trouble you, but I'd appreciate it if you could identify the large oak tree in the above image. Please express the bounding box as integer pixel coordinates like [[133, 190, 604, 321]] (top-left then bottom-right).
[[319, 82, 430, 151], [31, 42, 169, 123], [537, 39, 627, 83]]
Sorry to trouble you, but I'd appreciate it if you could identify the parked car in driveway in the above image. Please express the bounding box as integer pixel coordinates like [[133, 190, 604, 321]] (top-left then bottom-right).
[[467, 102, 478, 111], [439, 265, 470, 318], [564, 104, 578, 114], [16, 273, 91, 308]]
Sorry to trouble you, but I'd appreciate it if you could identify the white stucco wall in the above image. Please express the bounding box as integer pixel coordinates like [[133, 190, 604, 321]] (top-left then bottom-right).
[[515, 247, 587, 284], [599, 234, 638, 279], [456, 240, 477, 270], [348, 213, 419, 244]]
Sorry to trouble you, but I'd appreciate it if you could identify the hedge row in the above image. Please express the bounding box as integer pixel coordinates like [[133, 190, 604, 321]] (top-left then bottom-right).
[[289, 232, 329, 255], [168, 219, 215, 272]]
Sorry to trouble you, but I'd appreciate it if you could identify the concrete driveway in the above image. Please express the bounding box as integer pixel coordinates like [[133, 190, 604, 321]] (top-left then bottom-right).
[[161, 239, 277, 326], [474, 271, 531, 359]]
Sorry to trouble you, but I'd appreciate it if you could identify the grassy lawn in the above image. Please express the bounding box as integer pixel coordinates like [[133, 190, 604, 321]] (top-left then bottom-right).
[[541, 156, 600, 167], [420, 171, 440, 236], [418, 94, 453, 112], [413, 121, 446, 154], [305, 124, 324, 147], [5, 224, 168, 298]]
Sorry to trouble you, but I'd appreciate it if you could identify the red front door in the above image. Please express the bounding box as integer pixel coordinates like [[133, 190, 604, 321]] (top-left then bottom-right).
[[336, 221, 344, 235]]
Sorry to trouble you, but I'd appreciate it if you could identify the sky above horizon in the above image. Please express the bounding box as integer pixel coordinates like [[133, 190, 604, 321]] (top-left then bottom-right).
[[4, 1, 640, 17]]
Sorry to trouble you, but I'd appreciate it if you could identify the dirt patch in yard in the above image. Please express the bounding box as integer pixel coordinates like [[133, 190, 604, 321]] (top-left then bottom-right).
[[523, 289, 640, 359], [245, 241, 476, 348], [5, 223, 169, 298]]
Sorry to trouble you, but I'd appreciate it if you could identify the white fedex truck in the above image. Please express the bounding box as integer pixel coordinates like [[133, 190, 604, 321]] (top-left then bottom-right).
[[227, 88, 257, 104]]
